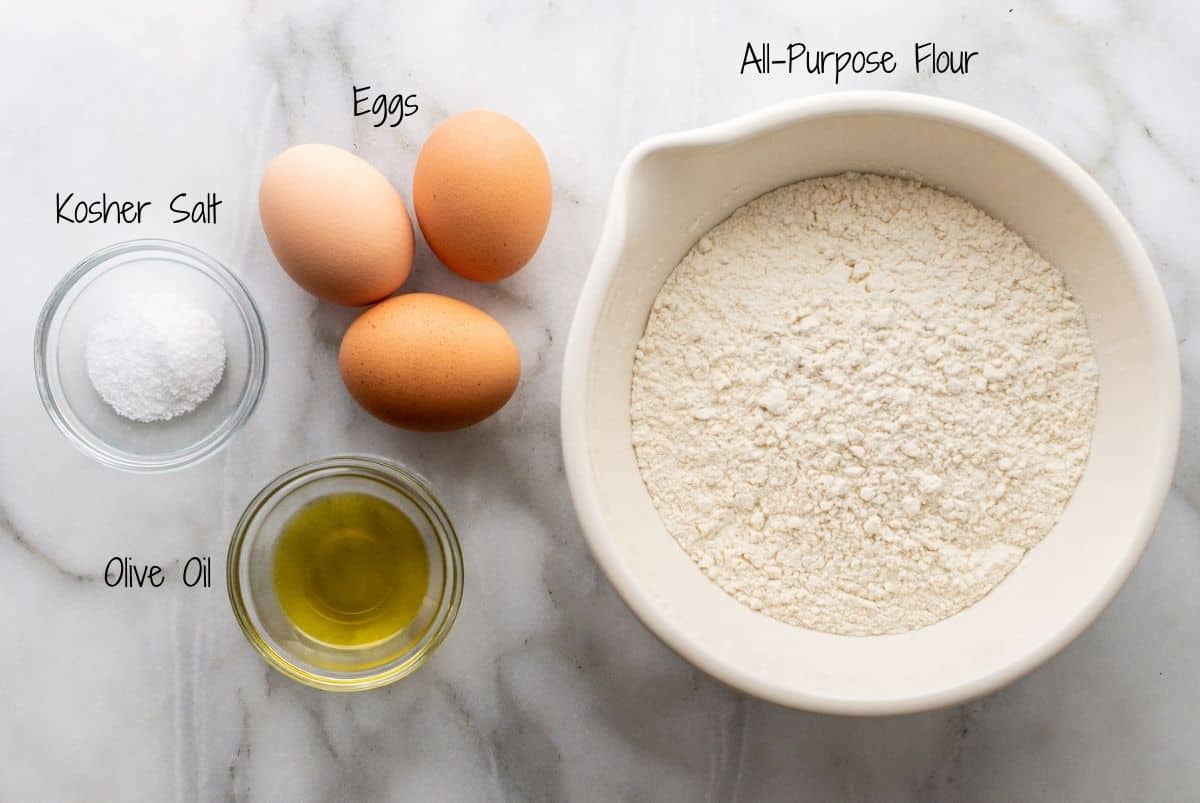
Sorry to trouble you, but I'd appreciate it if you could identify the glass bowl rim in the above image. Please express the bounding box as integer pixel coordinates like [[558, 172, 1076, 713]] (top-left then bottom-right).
[[226, 454, 464, 692], [33, 238, 268, 472]]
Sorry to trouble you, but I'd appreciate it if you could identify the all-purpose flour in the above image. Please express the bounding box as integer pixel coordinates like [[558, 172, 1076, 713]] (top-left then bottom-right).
[[630, 173, 1098, 636]]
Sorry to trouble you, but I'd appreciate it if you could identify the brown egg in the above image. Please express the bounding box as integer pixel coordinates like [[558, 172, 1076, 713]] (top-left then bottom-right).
[[413, 111, 551, 282], [259, 144, 414, 305], [338, 293, 521, 431]]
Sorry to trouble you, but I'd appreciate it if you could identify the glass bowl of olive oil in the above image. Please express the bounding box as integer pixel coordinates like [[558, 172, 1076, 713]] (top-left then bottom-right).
[[227, 455, 463, 691]]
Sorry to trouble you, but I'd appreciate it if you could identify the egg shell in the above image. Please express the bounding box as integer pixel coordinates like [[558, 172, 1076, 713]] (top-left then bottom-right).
[[260, 144, 414, 305], [338, 293, 521, 431], [413, 111, 551, 282]]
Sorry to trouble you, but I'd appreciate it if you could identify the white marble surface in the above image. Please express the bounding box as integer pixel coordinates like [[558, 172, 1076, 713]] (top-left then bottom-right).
[[3, 1, 1198, 800]]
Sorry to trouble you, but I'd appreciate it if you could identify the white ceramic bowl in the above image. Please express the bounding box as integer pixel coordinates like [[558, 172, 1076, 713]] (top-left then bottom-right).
[[562, 92, 1179, 715]]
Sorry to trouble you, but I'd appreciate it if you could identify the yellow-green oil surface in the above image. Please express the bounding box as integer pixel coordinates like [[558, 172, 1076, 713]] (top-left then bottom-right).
[[273, 492, 429, 649]]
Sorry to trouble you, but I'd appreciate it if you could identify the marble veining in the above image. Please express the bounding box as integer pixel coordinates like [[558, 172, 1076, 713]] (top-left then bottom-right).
[[2, 1, 1198, 801]]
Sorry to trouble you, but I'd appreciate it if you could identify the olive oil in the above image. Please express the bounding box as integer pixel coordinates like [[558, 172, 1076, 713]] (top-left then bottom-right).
[[273, 492, 429, 650]]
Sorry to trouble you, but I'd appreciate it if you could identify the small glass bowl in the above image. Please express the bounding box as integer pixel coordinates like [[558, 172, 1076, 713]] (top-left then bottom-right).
[[34, 239, 267, 472], [227, 455, 463, 692]]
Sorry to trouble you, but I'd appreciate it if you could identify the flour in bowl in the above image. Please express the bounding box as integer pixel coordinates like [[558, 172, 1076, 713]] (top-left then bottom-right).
[[630, 173, 1098, 636]]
